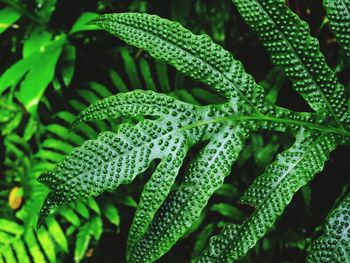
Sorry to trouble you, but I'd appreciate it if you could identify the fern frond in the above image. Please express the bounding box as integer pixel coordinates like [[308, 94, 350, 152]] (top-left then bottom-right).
[[38, 90, 205, 224], [128, 125, 247, 262], [323, 0, 350, 61], [126, 144, 189, 260], [232, 0, 350, 130], [71, 89, 193, 129], [36, 8, 350, 263], [198, 130, 337, 262], [0, 98, 23, 136], [88, 13, 267, 113], [74, 216, 102, 262], [307, 193, 350, 262], [12, 81, 120, 261], [0, 218, 64, 263]]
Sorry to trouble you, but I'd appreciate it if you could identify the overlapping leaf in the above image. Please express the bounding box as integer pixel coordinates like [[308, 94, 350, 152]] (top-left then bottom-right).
[[307, 193, 350, 262], [232, 0, 350, 130], [199, 130, 337, 262], [38, 90, 209, 223], [88, 13, 267, 113], [0, 218, 66, 263], [324, 0, 350, 61]]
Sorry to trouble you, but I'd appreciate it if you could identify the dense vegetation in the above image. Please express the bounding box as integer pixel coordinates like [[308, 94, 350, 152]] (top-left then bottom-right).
[[1, 0, 350, 262]]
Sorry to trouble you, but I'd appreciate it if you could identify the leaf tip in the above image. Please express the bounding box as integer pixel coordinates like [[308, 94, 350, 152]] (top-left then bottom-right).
[[86, 14, 109, 27]]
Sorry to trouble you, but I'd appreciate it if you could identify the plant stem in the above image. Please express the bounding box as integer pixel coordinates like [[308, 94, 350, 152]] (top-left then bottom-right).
[[181, 113, 350, 139]]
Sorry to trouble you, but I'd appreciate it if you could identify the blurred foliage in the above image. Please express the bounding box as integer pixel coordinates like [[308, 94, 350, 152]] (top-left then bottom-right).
[[0, 0, 349, 262]]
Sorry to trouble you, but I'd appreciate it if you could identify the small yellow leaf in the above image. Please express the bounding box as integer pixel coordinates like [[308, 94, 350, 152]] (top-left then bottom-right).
[[8, 186, 23, 210]]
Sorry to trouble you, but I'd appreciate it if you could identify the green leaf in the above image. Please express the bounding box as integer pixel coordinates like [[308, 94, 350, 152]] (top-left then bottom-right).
[[69, 12, 99, 35], [12, 238, 30, 263], [139, 58, 156, 91], [88, 13, 267, 112], [0, 7, 21, 34], [72, 201, 90, 219], [232, 0, 350, 130], [46, 217, 68, 253], [16, 34, 66, 114], [0, 221, 31, 263], [86, 198, 101, 215], [61, 44, 77, 86], [307, 193, 350, 262], [37, 227, 56, 262], [173, 89, 200, 105], [0, 219, 22, 235], [2, 245, 16, 263], [59, 207, 81, 226], [120, 196, 138, 208], [0, 31, 66, 113], [22, 29, 53, 58], [128, 125, 247, 262], [191, 88, 225, 104], [109, 69, 128, 93], [191, 223, 215, 260], [74, 217, 103, 262], [23, 117, 39, 141], [0, 101, 23, 136], [74, 223, 92, 262], [210, 203, 246, 222], [89, 82, 112, 98], [199, 130, 337, 262], [126, 145, 189, 259], [90, 216, 103, 240], [41, 138, 74, 155], [120, 47, 142, 89], [36, 7, 350, 263], [36, 0, 57, 23], [103, 203, 120, 227], [38, 90, 201, 223], [323, 0, 350, 61], [76, 89, 101, 104], [0, 55, 35, 95], [46, 124, 85, 145], [24, 229, 46, 262]]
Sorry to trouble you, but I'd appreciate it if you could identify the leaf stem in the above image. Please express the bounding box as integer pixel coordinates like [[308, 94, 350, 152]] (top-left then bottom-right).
[[182, 113, 350, 138]]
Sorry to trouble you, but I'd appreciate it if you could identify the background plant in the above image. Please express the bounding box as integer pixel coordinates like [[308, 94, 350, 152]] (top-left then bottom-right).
[[1, 0, 349, 262]]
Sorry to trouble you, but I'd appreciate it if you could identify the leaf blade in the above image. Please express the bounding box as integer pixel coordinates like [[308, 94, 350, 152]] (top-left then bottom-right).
[[323, 0, 350, 61], [232, 0, 350, 129], [89, 13, 266, 112], [307, 193, 350, 262], [199, 130, 337, 262]]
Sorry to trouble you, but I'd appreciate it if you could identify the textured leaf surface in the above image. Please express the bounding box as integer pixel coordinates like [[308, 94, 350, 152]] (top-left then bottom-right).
[[38, 90, 208, 224], [36, 7, 350, 263], [232, 0, 350, 130], [324, 0, 350, 60], [307, 193, 350, 262], [89, 13, 268, 113], [128, 125, 247, 262], [126, 143, 188, 260], [72, 89, 195, 128], [198, 130, 337, 262]]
